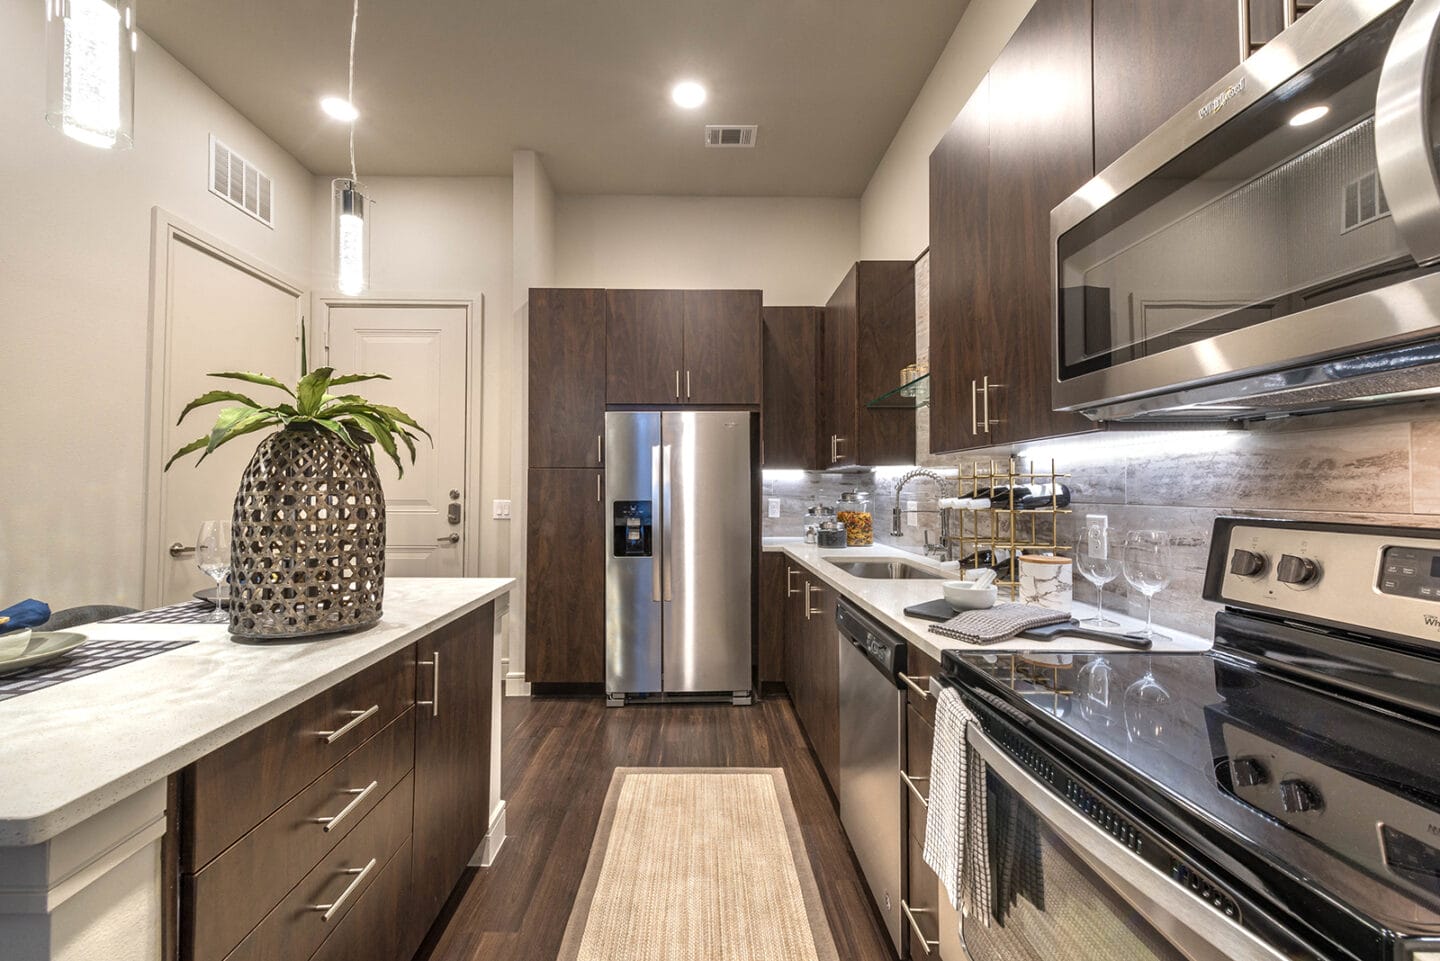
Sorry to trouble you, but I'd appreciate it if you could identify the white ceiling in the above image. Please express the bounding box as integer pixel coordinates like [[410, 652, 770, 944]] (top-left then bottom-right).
[[142, 0, 971, 196]]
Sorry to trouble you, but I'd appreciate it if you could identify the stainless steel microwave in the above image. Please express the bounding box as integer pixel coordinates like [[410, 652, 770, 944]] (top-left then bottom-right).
[[1052, 0, 1440, 422]]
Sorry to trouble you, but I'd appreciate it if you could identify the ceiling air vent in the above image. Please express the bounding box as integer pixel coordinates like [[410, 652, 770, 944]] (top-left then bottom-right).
[[1342, 170, 1389, 233], [209, 135, 274, 228], [705, 124, 758, 148]]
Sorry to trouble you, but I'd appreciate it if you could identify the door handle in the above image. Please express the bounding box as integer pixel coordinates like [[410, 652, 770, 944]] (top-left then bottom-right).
[[805, 582, 822, 619], [597, 433, 603, 465], [169, 542, 195, 558], [1376, 0, 1440, 265], [662, 443, 673, 602], [970, 379, 979, 434], [786, 566, 801, 597], [596, 472, 602, 503], [651, 444, 662, 603], [417, 654, 440, 716], [675, 370, 681, 399], [685, 369, 691, 400], [437, 533, 459, 544]]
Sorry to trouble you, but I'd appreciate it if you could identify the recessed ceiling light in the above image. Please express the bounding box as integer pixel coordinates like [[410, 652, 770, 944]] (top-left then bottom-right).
[[1289, 104, 1329, 126], [671, 81, 707, 110], [321, 96, 359, 122]]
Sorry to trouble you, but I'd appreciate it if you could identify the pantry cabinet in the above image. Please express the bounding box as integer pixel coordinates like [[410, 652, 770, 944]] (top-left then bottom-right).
[[761, 306, 824, 469], [525, 468, 605, 685], [529, 288, 607, 468]]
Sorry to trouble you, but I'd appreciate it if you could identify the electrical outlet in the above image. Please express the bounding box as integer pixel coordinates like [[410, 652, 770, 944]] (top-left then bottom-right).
[[492, 499, 512, 520], [905, 499, 919, 528], [768, 498, 781, 519]]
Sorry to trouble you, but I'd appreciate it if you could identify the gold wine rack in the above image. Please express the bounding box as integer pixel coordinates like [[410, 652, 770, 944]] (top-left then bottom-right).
[[943, 457, 1071, 602]]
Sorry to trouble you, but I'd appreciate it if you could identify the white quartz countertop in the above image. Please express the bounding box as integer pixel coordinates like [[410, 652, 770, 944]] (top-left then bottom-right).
[[0, 577, 512, 846], [763, 538, 1211, 664]]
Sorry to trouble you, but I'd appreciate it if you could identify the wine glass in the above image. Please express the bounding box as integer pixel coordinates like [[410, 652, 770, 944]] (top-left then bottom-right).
[[1122, 530, 1172, 640], [195, 520, 233, 624], [1125, 656, 1173, 744], [1075, 541, 1121, 628], [1075, 656, 1118, 726]]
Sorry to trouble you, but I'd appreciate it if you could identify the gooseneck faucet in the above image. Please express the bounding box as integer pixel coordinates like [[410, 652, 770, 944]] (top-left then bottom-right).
[[891, 468, 955, 560]]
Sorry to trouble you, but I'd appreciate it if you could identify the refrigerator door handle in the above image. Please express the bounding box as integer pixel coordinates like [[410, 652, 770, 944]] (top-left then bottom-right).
[[662, 443, 674, 602], [651, 444, 662, 603]]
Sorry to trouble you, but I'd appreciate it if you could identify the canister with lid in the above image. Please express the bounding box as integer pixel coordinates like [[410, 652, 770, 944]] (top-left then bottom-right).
[[835, 490, 873, 546]]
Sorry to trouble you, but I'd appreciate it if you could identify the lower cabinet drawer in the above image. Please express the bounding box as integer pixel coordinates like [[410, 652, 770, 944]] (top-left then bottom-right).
[[222, 772, 414, 961], [185, 711, 416, 961], [309, 838, 414, 961], [904, 705, 934, 850], [903, 648, 939, 727]]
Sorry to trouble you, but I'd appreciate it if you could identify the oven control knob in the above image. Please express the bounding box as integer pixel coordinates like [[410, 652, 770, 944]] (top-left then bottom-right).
[[1279, 778, 1323, 814], [1276, 554, 1320, 586], [1229, 549, 1267, 578], [1230, 756, 1269, 787]]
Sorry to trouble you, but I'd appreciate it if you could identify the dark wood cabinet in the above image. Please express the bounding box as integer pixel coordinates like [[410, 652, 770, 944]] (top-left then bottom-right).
[[605, 289, 685, 405], [1093, 0, 1241, 171], [784, 570, 839, 798], [412, 604, 495, 929], [822, 262, 915, 467], [759, 553, 791, 688], [526, 468, 605, 685], [529, 288, 606, 468], [684, 289, 762, 405], [761, 306, 823, 468]]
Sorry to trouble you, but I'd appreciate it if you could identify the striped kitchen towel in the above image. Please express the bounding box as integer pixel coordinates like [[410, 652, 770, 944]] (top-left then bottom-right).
[[928, 602, 1069, 645], [923, 685, 992, 924]]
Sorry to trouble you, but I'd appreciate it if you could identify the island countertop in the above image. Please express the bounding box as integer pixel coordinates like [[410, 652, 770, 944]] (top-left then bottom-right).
[[0, 576, 512, 846]]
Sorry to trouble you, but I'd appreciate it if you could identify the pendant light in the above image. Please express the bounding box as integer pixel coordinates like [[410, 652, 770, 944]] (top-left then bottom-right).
[[44, 0, 139, 149], [331, 0, 369, 296]]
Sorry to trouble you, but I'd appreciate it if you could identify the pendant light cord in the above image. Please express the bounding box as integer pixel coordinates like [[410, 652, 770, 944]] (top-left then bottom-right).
[[347, 0, 359, 184]]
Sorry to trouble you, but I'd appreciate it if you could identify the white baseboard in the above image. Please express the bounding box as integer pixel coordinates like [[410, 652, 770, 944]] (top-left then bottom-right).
[[473, 801, 506, 868], [503, 672, 531, 697]]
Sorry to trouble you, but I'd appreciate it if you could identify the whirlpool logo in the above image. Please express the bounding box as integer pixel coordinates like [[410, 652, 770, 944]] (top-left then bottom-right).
[[1425, 613, 1440, 629], [1198, 78, 1245, 120]]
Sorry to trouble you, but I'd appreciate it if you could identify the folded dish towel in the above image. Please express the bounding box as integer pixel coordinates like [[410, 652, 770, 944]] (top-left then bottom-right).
[[923, 685, 991, 921], [928, 602, 1070, 645], [0, 599, 50, 635]]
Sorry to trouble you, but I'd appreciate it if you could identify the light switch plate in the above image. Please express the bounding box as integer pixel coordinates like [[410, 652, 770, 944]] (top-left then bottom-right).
[[767, 498, 781, 519], [493, 499, 512, 520], [905, 499, 918, 528]]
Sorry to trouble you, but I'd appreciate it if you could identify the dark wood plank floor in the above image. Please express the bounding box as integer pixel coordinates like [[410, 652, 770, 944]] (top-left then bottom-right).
[[416, 695, 896, 961]]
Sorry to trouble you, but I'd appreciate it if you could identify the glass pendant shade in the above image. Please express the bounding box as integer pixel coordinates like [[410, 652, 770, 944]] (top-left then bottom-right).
[[333, 178, 370, 296], [44, 0, 137, 149]]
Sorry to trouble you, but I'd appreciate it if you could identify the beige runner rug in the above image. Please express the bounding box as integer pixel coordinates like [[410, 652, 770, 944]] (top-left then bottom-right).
[[557, 767, 841, 961]]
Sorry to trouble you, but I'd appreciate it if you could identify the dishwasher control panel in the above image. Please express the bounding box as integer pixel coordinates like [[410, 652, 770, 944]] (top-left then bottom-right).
[[836, 599, 906, 681]]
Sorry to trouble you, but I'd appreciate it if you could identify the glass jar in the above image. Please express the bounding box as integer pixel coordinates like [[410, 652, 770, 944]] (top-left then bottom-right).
[[816, 521, 848, 549], [835, 490, 873, 547], [803, 504, 836, 544]]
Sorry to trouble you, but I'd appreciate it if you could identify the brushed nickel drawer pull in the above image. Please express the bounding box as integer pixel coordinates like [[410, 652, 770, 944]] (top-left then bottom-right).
[[597, 433, 603, 465], [898, 672, 931, 700], [418, 654, 440, 717], [900, 900, 939, 955], [685, 369, 691, 399], [805, 582, 823, 619], [318, 780, 379, 833], [675, 370, 681, 399], [320, 705, 379, 744], [313, 856, 378, 922], [786, 566, 802, 597], [901, 770, 930, 808]]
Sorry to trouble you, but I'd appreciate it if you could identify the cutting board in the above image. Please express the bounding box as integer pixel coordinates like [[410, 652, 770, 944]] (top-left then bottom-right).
[[903, 599, 955, 622]]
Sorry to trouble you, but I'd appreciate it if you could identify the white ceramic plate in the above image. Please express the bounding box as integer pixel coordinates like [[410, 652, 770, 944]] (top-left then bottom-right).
[[0, 632, 88, 677]]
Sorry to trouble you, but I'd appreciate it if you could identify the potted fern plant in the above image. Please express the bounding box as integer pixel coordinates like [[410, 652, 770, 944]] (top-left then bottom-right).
[[167, 343, 428, 638]]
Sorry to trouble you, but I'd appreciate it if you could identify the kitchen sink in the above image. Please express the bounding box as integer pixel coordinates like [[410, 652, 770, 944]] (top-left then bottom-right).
[[827, 559, 944, 580]]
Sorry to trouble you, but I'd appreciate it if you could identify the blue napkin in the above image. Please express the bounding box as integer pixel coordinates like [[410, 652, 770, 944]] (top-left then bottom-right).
[[0, 599, 51, 634]]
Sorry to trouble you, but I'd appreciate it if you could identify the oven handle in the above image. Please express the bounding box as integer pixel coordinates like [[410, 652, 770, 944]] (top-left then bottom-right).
[[965, 723, 1293, 961], [1376, 0, 1440, 266]]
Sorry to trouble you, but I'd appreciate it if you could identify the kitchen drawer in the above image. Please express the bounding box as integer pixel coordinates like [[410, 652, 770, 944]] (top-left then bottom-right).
[[904, 704, 934, 850], [222, 772, 414, 961], [183, 647, 415, 870], [184, 710, 415, 961], [308, 838, 414, 961], [905, 832, 943, 959], [903, 648, 939, 727]]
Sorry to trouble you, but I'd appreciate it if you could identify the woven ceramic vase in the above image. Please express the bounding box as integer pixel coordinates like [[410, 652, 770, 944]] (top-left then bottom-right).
[[229, 429, 386, 638]]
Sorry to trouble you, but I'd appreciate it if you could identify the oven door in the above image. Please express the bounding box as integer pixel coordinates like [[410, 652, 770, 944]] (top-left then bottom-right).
[[961, 724, 1293, 961], [1051, 0, 1440, 421]]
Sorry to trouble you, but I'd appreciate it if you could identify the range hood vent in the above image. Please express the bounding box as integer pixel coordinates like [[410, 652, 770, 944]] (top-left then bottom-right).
[[705, 125, 758, 148]]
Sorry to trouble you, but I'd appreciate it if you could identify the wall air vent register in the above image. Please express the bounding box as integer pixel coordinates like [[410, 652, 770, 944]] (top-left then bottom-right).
[[208, 135, 274, 228]]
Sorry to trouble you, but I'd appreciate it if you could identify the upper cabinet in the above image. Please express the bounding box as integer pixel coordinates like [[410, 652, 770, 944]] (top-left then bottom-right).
[[823, 262, 916, 467], [605, 288, 761, 406], [530, 288, 607, 468], [1092, 0, 1242, 171], [761, 306, 823, 469]]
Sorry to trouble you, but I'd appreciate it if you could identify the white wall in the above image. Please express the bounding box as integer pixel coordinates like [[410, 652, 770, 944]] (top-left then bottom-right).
[[858, 0, 1036, 260], [555, 195, 860, 305], [0, 0, 315, 609]]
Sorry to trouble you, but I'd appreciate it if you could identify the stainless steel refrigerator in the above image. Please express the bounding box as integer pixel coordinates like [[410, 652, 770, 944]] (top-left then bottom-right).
[[605, 410, 754, 704]]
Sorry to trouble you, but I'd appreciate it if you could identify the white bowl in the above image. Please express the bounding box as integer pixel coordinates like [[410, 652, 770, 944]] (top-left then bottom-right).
[[0, 629, 34, 660], [943, 580, 997, 611]]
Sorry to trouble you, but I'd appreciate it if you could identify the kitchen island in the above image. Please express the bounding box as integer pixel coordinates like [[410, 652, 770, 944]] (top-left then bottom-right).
[[0, 576, 512, 961]]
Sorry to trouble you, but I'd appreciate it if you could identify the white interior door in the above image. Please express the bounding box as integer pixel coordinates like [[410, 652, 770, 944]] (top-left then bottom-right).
[[150, 229, 302, 605], [324, 302, 469, 577]]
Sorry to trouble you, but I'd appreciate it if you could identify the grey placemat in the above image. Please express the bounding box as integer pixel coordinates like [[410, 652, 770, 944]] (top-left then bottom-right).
[[106, 600, 219, 625], [928, 602, 1070, 644], [0, 638, 197, 702]]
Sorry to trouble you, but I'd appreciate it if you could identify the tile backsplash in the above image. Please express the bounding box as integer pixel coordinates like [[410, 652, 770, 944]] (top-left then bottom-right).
[[764, 251, 1440, 638]]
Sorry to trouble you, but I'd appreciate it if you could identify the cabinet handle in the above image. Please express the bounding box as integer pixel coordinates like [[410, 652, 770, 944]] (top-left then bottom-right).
[[596, 472, 602, 503], [900, 901, 940, 955], [313, 857, 378, 922], [786, 566, 802, 597], [982, 375, 995, 433], [685, 369, 691, 399], [597, 434, 603, 465], [318, 780, 379, 833], [675, 370, 681, 399], [417, 654, 440, 717], [805, 582, 823, 619], [970, 379, 979, 435], [901, 770, 930, 808], [320, 705, 378, 744], [898, 672, 931, 700]]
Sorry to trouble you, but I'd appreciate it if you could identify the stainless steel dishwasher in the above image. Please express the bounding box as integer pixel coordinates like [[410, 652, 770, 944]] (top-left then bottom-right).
[[836, 597, 905, 953]]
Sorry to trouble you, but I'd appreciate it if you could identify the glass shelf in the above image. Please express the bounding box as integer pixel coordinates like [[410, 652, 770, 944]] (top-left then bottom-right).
[[866, 373, 930, 409]]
